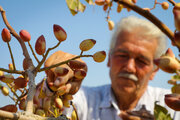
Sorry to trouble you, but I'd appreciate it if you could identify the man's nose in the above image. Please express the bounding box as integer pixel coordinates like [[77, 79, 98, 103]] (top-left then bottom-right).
[[123, 58, 136, 73]]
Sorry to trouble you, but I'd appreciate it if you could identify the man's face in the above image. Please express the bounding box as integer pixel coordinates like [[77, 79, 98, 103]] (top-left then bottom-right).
[[108, 30, 158, 96]]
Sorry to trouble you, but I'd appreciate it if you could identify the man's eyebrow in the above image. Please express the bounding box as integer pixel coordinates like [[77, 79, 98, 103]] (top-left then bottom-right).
[[113, 49, 151, 62], [138, 55, 151, 63], [113, 49, 128, 54]]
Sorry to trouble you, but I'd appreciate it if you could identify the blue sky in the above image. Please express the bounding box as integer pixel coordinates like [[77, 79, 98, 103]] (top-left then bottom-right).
[[0, 0, 178, 105]]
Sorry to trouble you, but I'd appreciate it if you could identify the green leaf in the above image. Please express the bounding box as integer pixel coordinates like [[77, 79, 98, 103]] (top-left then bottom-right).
[[66, 0, 86, 16], [171, 75, 180, 81], [154, 101, 173, 120]]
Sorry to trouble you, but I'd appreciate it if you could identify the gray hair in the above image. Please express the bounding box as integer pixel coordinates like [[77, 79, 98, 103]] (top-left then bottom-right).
[[110, 16, 167, 58]]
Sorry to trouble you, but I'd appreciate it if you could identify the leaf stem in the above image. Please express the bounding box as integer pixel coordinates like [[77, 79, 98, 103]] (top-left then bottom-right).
[[0, 68, 23, 74], [35, 41, 61, 72], [28, 41, 40, 63], [167, 0, 176, 6], [6, 83, 19, 99], [71, 101, 79, 120], [7, 42, 16, 70], [113, 0, 174, 41], [38, 54, 92, 72]]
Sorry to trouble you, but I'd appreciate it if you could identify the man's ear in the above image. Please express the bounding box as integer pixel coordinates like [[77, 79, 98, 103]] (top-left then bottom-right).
[[149, 66, 159, 80], [107, 53, 111, 67]]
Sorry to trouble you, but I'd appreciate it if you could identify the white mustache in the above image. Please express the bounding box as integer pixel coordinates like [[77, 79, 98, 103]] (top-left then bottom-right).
[[118, 73, 138, 82]]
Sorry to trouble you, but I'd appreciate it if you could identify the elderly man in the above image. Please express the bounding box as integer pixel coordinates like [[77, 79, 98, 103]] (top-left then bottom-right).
[[62, 16, 180, 120]]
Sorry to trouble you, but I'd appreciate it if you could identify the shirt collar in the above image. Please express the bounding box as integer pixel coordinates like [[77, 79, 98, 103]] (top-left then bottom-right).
[[99, 85, 118, 109], [98, 85, 151, 110], [99, 85, 121, 115]]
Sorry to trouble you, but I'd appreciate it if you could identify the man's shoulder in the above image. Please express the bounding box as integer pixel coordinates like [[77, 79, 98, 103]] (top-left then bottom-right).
[[74, 84, 111, 101], [147, 86, 171, 95], [81, 84, 111, 91], [144, 86, 171, 102]]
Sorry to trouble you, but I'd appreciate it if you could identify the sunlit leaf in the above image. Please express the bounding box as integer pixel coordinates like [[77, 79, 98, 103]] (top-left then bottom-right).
[[171, 75, 180, 81], [70, 9, 78, 16], [78, 1, 86, 12], [154, 101, 173, 120], [85, 0, 94, 5], [66, 0, 86, 16]]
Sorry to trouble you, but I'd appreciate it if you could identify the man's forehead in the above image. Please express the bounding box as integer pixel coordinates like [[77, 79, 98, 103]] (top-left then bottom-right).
[[116, 30, 157, 52]]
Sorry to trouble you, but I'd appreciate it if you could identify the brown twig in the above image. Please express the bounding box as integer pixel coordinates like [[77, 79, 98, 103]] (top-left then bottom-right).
[[0, 110, 69, 120], [0, 6, 40, 114], [6, 83, 19, 99], [150, 0, 157, 10], [19, 89, 28, 99], [71, 101, 79, 120], [106, 1, 113, 21], [28, 41, 40, 63], [7, 42, 16, 70], [25, 68, 36, 113], [0, 68, 23, 74], [167, 0, 176, 6], [113, 0, 174, 41], [80, 51, 83, 56], [38, 54, 93, 72], [0, 6, 32, 62], [35, 41, 61, 72]]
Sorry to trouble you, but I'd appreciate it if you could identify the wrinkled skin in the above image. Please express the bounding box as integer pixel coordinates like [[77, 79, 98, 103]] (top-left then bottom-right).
[[108, 30, 158, 111]]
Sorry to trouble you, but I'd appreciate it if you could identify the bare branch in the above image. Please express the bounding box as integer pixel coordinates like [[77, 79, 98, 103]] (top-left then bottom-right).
[[25, 67, 36, 113], [0, 6, 32, 62], [38, 54, 93, 72], [0, 6, 38, 114], [71, 101, 79, 120], [0, 110, 19, 119], [35, 41, 61, 71], [0, 68, 23, 74], [167, 0, 176, 6], [0, 110, 69, 120], [7, 42, 16, 70], [150, 0, 157, 10], [28, 41, 40, 63], [113, 0, 174, 41], [6, 83, 19, 100]]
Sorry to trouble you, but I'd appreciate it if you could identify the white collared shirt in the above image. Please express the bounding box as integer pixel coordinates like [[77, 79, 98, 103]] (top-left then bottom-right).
[[64, 85, 180, 120]]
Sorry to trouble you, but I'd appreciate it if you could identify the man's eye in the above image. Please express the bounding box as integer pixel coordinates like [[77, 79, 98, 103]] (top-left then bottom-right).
[[136, 59, 149, 65]]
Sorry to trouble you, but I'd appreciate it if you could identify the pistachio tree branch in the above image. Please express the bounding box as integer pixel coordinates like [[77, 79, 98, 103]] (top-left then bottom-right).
[[106, 1, 113, 21], [167, 0, 176, 6], [0, 6, 32, 62], [25, 67, 36, 113], [0, 110, 19, 120], [0, 6, 36, 114], [7, 42, 16, 70], [0, 110, 69, 120], [35, 41, 61, 71], [6, 83, 19, 100], [0, 68, 23, 74], [38, 54, 93, 72], [71, 101, 79, 120], [113, 0, 174, 41], [150, 0, 157, 10], [28, 41, 40, 63]]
